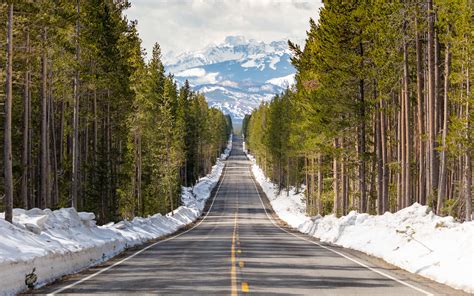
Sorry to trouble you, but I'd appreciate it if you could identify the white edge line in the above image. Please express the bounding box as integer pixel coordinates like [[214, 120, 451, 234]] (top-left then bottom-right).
[[248, 167, 434, 296], [48, 164, 228, 295]]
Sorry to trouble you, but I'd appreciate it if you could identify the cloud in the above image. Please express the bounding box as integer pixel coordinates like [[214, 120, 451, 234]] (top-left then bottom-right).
[[125, 0, 322, 58]]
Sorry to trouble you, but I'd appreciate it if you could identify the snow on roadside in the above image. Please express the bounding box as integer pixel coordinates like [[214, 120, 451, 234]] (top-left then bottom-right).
[[245, 147, 474, 293], [0, 136, 232, 296]]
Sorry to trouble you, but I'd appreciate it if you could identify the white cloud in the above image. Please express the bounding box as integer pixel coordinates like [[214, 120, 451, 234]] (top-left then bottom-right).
[[125, 0, 322, 58]]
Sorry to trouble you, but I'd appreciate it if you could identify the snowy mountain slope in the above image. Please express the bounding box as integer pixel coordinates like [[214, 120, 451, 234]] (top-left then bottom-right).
[[165, 36, 297, 123]]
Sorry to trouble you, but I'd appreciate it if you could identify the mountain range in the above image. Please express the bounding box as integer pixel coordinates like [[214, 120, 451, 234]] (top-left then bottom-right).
[[164, 36, 296, 124]]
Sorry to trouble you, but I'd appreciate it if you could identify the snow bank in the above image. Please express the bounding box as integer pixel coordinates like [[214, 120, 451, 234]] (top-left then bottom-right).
[[246, 149, 474, 293], [0, 137, 232, 296]]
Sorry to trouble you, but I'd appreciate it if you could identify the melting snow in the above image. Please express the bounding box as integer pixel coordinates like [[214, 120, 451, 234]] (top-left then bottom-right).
[[0, 137, 232, 295], [245, 146, 474, 294]]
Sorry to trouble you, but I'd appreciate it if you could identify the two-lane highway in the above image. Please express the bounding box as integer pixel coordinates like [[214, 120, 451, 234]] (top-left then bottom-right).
[[35, 137, 467, 295]]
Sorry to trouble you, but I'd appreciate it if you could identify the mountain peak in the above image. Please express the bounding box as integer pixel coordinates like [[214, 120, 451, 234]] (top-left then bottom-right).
[[223, 35, 248, 46], [165, 36, 296, 123], [166, 36, 290, 72]]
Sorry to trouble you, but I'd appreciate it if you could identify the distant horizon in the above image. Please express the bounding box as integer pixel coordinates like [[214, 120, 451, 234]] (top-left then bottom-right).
[[163, 32, 296, 123], [163, 35, 303, 65]]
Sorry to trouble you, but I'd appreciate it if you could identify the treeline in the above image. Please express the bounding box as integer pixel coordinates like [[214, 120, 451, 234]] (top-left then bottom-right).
[[0, 1, 232, 223], [243, 0, 472, 220]]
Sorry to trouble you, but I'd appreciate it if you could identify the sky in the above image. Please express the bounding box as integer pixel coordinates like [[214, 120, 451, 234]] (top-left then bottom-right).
[[125, 0, 323, 59]]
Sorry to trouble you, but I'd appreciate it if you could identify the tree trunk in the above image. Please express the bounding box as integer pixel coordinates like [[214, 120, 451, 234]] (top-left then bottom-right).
[[415, 16, 426, 205], [304, 156, 309, 213], [59, 96, 65, 170], [427, 0, 437, 201], [465, 66, 472, 221], [106, 100, 112, 218], [465, 132, 472, 221], [376, 102, 383, 214], [397, 100, 403, 210], [49, 76, 59, 208], [403, 31, 411, 208], [21, 28, 30, 209], [28, 82, 34, 208], [358, 42, 367, 213], [4, 4, 14, 223], [437, 39, 450, 213], [81, 94, 89, 209], [317, 154, 323, 215], [381, 101, 389, 212], [134, 130, 142, 216], [71, 0, 81, 208], [167, 139, 173, 214], [287, 157, 290, 196], [333, 138, 340, 216], [40, 28, 50, 209], [401, 88, 407, 210], [341, 138, 348, 215]]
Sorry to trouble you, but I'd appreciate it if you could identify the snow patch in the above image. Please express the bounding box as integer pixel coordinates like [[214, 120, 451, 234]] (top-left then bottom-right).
[[266, 73, 295, 88], [0, 137, 233, 296], [269, 56, 280, 70], [175, 67, 206, 77], [245, 147, 474, 294], [193, 72, 220, 84]]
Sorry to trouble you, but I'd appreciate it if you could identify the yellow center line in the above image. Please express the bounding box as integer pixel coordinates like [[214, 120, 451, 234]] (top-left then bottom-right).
[[242, 282, 249, 293], [231, 207, 239, 296]]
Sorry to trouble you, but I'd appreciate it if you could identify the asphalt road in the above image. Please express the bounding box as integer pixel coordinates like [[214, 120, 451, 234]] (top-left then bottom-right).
[[34, 137, 467, 295]]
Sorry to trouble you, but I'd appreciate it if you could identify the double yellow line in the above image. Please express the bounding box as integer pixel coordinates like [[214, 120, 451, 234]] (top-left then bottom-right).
[[231, 209, 239, 296], [231, 199, 249, 295], [230, 166, 251, 295]]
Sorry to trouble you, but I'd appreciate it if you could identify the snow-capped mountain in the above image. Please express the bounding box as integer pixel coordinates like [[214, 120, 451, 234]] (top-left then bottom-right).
[[165, 36, 296, 124]]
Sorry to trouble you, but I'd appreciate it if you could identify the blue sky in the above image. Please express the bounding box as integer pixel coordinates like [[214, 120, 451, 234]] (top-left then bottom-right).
[[125, 0, 322, 58]]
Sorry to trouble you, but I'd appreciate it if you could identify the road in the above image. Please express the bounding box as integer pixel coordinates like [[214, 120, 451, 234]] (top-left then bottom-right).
[[35, 137, 466, 295]]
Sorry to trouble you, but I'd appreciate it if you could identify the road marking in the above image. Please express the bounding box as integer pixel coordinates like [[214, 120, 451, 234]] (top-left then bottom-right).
[[47, 165, 229, 295], [241, 282, 249, 293], [230, 199, 239, 296], [248, 168, 434, 296], [239, 261, 245, 268]]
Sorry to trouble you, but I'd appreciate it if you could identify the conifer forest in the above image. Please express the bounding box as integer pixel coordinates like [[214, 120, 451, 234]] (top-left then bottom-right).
[[1, 1, 473, 295], [243, 0, 473, 220], [0, 1, 232, 224]]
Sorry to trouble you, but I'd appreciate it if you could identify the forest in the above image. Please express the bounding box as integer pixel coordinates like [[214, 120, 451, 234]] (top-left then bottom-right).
[[243, 0, 472, 220], [0, 1, 232, 224]]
